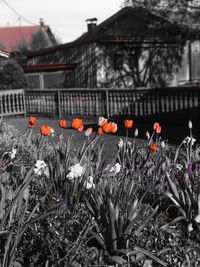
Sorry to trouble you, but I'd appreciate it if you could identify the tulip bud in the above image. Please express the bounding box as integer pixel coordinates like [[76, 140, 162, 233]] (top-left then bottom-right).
[[160, 141, 165, 149], [188, 120, 192, 129], [146, 131, 150, 140], [134, 128, 138, 137], [85, 127, 93, 137]]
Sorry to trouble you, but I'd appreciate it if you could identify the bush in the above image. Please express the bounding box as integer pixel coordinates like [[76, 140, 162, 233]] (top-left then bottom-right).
[[0, 59, 28, 90]]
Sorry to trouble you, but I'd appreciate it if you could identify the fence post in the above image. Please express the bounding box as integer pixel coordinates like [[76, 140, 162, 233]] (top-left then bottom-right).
[[23, 89, 27, 117], [57, 89, 61, 118], [0, 94, 2, 116], [105, 89, 110, 118]]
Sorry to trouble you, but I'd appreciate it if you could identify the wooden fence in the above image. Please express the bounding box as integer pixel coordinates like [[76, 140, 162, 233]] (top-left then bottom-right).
[[1, 87, 200, 122], [24, 87, 200, 119], [0, 89, 26, 117]]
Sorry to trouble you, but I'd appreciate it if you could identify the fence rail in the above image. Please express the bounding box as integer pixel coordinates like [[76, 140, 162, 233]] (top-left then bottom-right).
[[0, 87, 200, 121]]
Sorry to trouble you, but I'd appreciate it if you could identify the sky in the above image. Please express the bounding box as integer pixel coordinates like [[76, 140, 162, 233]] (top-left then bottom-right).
[[0, 0, 124, 44]]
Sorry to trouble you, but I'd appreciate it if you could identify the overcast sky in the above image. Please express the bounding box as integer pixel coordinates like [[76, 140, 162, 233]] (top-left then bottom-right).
[[0, 0, 123, 43]]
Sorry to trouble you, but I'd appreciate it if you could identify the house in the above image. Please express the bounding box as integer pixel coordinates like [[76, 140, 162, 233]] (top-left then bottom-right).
[[23, 7, 200, 89], [0, 49, 9, 69], [0, 20, 57, 53]]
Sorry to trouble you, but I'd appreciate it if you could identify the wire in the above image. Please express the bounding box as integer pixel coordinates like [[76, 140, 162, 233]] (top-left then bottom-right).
[[1, 0, 38, 26]]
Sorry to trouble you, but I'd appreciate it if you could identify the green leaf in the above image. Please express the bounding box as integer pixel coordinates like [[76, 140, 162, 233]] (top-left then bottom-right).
[[110, 256, 127, 265], [166, 173, 180, 201], [108, 199, 117, 252], [134, 246, 168, 266], [128, 198, 138, 221], [160, 216, 185, 231], [165, 192, 180, 207], [88, 229, 105, 249]]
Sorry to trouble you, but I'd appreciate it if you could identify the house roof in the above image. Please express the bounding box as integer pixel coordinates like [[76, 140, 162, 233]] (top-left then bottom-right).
[[0, 25, 51, 52], [0, 49, 9, 58], [26, 6, 200, 58]]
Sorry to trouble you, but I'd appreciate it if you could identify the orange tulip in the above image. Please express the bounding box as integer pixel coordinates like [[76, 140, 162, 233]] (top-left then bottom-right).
[[71, 118, 83, 130], [97, 127, 103, 135], [102, 122, 112, 134], [153, 122, 159, 130], [59, 119, 67, 128], [85, 127, 93, 137], [40, 125, 52, 136], [156, 125, 161, 134], [124, 119, 133, 129], [148, 143, 158, 153], [98, 116, 108, 127], [153, 122, 161, 134], [28, 116, 37, 128], [110, 122, 118, 133]]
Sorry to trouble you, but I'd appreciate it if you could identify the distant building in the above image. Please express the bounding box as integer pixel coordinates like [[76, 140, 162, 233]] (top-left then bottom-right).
[[0, 21, 57, 53], [24, 7, 200, 89], [0, 49, 9, 69]]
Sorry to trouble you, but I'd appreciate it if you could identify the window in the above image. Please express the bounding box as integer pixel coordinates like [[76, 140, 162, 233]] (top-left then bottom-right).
[[129, 52, 138, 70], [113, 53, 123, 70]]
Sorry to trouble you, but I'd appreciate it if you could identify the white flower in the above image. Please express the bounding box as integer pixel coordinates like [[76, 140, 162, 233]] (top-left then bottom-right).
[[84, 176, 95, 189], [183, 136, 196, 146], [50, 128, 55, 137], [174, 164, 183, 171], [107, 163, 121, 174], [194, 214, 200, 223], [10, 148, 17, 159], [118, 138, 124, 148], [66, 163, 84, 180], [114, 163, 121, 173], [34, 160, 47, 175], [187, 223, 193, 232]]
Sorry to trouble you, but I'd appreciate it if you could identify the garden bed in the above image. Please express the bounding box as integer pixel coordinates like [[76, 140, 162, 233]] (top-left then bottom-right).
[[0, 116, 200, 266]]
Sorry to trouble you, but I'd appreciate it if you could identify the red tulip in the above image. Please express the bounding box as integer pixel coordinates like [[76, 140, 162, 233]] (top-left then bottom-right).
[[59, 119, 67, 128], [148, 143, 158, 152], [40, 125, 52, 136], [28, 116, 37, 128], [71, 118, 83, 130]]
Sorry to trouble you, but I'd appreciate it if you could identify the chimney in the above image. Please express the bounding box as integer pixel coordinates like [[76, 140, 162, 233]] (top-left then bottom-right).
[[86, 18, 98, 33], [39, 18, 45, 27]]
